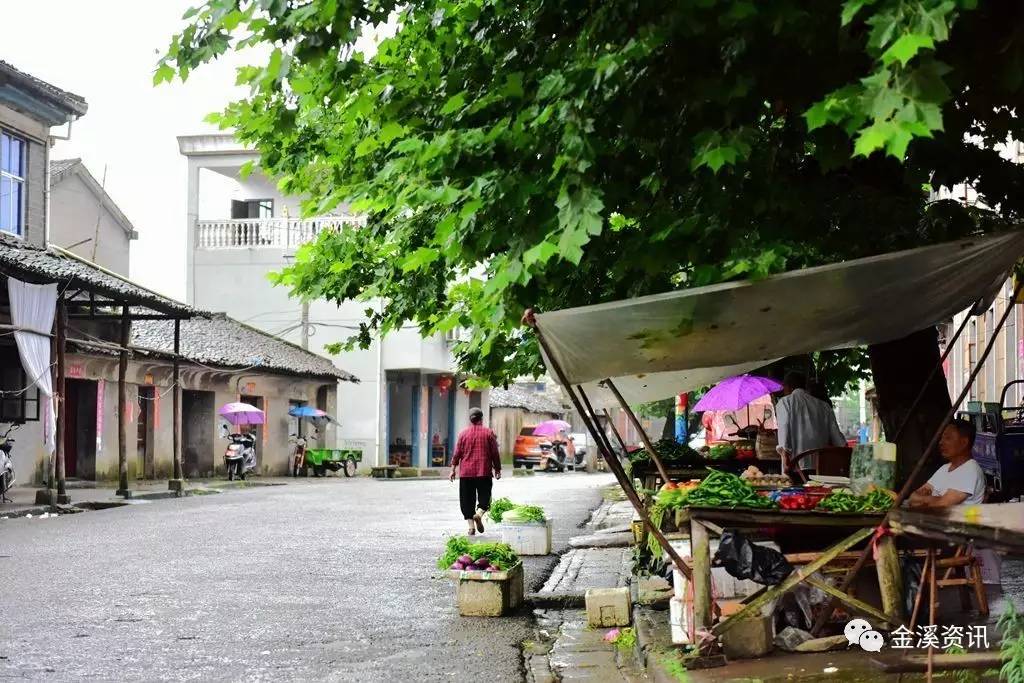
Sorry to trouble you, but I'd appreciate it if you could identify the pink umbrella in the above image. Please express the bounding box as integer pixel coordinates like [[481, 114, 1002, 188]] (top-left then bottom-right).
[[532, 419, 572, 437], [218, 402, 266, 426], [693, 375, 782, 416]]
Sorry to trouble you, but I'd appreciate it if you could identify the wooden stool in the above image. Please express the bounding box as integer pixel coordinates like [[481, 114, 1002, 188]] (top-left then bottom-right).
[[909, 545, 988, 628]]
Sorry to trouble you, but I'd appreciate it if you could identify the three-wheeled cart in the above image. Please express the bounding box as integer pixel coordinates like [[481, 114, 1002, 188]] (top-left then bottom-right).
[[958, 379, 1024, 501], [300, 448, 361, 478]]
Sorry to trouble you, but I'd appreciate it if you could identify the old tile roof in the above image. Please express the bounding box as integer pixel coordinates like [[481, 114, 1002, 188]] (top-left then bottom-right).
[[489, 385, 563, 414], [0, 233, 194, 316], [0, 61, 88, 117], [50, 159, 139, 239], [132, 314, 358, 381]]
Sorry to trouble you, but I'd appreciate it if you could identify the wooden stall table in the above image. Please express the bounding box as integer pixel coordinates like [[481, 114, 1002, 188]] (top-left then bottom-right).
[[630, 464, 710, 493], [888, 502, 1024, 554], [676, 506, 902, 637]]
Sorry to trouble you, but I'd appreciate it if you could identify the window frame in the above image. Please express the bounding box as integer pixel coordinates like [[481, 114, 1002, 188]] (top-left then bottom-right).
[[0, 130, 26, 237]]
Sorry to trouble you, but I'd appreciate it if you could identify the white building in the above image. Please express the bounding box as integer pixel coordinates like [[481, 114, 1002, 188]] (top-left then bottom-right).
[[178, 133, 488, 468], [49, 158, 137, 276]]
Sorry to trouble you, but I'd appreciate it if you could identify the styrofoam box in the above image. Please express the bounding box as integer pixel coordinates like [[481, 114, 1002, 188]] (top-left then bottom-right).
[[667, 538, 781, 600], [669, 596, 692, 645], [500, 519, 553, 556]]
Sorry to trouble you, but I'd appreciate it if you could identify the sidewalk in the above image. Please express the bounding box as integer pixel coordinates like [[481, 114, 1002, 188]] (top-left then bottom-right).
[[525, 488, 649, 682], [0, 476, 296, 518]]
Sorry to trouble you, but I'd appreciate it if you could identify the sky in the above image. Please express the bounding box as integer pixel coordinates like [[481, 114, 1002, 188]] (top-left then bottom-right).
[[4, 0, 252, 301]]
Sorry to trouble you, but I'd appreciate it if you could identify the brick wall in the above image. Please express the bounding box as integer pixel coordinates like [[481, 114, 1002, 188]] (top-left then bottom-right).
[[24, 138, 46, 248]]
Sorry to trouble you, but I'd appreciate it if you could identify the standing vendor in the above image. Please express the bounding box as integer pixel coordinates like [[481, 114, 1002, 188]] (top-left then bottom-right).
[[775, 372, 846, 472], [908, 419, 985, 510]]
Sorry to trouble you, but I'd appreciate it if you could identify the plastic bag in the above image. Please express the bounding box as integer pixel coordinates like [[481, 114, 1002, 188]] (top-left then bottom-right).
[[713, 530, 793, 585]]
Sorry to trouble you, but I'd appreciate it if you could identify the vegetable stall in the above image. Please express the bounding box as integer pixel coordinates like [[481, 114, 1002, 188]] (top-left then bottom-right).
[[525, 232, 1024, 668]]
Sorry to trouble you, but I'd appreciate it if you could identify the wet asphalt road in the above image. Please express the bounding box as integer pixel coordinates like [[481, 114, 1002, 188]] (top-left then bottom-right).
[[0, 472, 613, 682]]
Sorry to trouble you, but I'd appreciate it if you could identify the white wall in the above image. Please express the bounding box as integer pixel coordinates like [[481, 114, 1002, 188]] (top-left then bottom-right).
[[49, 172, 133, 275]]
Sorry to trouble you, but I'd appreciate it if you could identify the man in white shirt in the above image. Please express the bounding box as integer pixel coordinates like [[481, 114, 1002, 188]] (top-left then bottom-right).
[[775, 372, 846, 471], [909, 419, 986, 509]]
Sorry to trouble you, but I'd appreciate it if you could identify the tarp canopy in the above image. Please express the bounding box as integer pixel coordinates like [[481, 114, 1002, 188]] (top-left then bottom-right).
[[538, 232, 1024, 407]]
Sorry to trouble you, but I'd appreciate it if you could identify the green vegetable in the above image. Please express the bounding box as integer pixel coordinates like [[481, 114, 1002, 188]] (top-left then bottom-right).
[[437, 536, 520, 570], [629, 439, 704, 470], [489, 497, 516, 523], [681, 470, 775, 509], [708, 444, 737, 461], [512, 505, 546, 523], [816, 489, 892, 513]]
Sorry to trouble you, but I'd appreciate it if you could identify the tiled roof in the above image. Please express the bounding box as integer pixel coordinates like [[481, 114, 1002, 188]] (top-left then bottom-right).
[[50, 158, 79, 178], [131, 314, 358, 381], [489, 385, 563, 414], [0, 61, 88, 116], [0, 233, 193, 316]]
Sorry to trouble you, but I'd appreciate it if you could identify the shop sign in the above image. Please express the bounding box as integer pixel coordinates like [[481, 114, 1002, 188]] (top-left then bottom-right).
[[67, 363, 84, 378], [144, 373, 154, 385]]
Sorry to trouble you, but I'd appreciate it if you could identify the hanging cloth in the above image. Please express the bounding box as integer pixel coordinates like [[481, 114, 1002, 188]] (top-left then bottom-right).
[[7, 278, 57, 454]]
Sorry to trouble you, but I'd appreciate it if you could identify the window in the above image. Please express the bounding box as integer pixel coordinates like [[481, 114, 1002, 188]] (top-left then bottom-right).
[[0, 132, 25, 236], [0, 347, 39, 423], [230, 198, 273, 219]]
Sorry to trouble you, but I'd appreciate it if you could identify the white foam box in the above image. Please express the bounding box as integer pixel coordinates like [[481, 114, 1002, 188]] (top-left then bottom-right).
[[500, 519, 553, 556], [668, 538, 781, 600], [669, 596, 692, 645]]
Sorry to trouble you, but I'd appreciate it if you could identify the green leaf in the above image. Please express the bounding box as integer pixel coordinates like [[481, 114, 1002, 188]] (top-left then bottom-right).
[[523, 240, 559, 267], [355, 136, 379, 158], [881, 34, 935, 67], [853, 121, 893, 157], [440, 93, 466, 115], [378, 122, 406, 145], [153, 63, 175, 85], [841, 0, 874, 26], [400, 247, 441, 272]]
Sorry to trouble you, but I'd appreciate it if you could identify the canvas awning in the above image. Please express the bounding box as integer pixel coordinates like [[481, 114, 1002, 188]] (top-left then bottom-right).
[[537, 232, 1024, 407]]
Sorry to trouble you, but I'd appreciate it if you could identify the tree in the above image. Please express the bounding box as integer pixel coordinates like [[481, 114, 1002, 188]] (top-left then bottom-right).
[[162, 0, 1024, 484]]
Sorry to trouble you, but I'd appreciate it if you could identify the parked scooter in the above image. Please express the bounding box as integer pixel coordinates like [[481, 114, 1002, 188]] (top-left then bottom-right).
[[290, 433, 307, 477], [544, 441, 568, 472], [223, 429, 257, 481], [0, 424, 16, 502]]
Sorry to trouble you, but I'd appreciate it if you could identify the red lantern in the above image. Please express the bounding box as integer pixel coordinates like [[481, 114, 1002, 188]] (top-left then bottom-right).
[[437, 375, 453, 396]]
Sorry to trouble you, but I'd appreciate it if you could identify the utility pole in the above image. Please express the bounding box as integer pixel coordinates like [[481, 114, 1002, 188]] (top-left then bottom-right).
[[91, 164, 108, 263], [300, 301, 310, 350]]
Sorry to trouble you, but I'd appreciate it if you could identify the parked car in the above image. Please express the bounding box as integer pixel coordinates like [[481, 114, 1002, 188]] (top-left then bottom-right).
[[570, 432, 589, 458], [513, 426, 553, 469]]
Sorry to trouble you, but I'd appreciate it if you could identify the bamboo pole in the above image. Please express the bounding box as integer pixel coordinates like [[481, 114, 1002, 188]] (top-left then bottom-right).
[[574, 384, 692, 579], [927, 547, 938, 683], [603, 408, 630, 455], [604, 378, 672, 483], [812, 278, 1024, 635]]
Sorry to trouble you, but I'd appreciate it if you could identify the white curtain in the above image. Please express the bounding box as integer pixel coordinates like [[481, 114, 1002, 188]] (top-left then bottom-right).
[[7, 278, 57, 454]]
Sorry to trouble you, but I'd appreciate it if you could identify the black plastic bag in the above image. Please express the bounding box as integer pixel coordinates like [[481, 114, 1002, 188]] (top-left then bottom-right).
[[713, 529, 793, 585]]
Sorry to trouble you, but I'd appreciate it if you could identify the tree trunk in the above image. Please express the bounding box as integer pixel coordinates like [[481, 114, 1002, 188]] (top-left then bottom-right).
[[661, 402, 676, 441], [867, 327, 951, 489]]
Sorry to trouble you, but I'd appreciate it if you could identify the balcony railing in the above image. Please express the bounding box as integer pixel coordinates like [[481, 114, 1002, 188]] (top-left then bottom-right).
[[195, 216, 364, 249]]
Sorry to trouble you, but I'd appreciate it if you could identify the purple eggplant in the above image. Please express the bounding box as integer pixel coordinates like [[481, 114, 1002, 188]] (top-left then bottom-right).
[[458, 554, 474, 566]]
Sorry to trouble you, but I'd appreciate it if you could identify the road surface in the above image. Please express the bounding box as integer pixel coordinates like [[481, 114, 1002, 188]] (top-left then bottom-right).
[[0, 473, 613, 682]]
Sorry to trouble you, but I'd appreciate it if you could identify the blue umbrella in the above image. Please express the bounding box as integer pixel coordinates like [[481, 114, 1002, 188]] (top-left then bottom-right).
[[288, 405, 326, 418]]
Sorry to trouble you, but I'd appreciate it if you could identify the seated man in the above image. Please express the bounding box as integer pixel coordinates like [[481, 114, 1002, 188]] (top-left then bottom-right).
[[908, 419, 985, 510]]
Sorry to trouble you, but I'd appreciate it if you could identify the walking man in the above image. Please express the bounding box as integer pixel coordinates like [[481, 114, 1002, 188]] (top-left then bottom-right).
[[450, 407, 501, 535]]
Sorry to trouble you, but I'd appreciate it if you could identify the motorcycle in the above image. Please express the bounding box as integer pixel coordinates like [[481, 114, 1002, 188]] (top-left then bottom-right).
[[543, 441, 568, 472], [290, 433, 307, 477], [223, 431, 257, 481], [0, 424, 16, 502]]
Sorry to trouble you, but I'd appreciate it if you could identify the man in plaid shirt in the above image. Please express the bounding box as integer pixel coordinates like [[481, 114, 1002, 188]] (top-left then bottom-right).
[[450, 407, 501, 534]]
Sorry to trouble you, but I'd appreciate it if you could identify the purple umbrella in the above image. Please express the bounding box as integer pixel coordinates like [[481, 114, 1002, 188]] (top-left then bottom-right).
[[693, 376, 782, 415], [532, 419, 572, 437], [218, 402, 266, 426]]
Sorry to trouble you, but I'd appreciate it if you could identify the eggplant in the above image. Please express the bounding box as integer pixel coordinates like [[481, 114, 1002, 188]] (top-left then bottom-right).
[[449, 562, 465, 570], [458, 554, 474, 565], [474, 557, 491, 569]]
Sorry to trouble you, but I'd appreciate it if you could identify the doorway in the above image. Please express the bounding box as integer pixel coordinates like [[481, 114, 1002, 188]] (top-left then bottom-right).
[[183, 390, 215, 478], [64, 379, 97, 480], [239, 394, 264, 470], [137, 386, 156, 479]]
